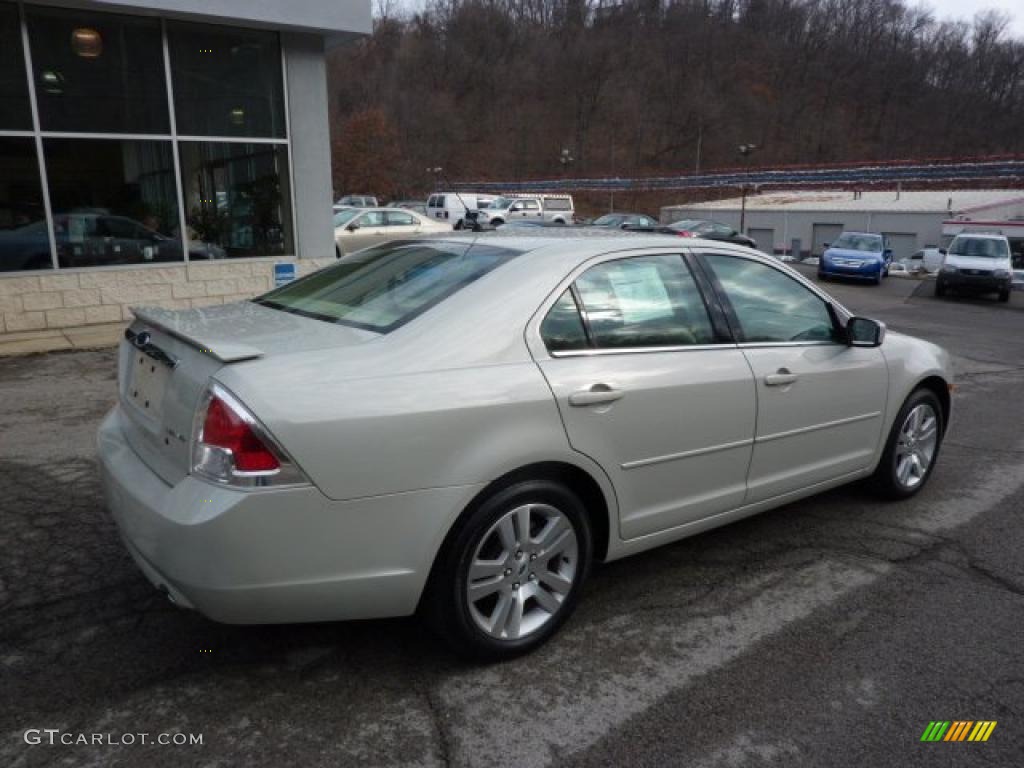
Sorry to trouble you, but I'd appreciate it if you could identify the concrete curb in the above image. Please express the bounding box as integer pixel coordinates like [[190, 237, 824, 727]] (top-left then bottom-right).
[[0, 322, 124, 358]]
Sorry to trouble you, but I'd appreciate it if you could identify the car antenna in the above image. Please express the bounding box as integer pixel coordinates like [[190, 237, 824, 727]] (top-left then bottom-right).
[[429, 167, 482, 232]]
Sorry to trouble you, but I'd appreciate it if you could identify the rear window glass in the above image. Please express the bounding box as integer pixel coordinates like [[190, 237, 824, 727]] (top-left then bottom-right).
[[254, 241, 522, 333], [543, 198, 572, 210]]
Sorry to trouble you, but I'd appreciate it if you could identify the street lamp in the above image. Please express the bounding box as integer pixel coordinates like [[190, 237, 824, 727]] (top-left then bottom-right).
[[737, 143, 758, 234]]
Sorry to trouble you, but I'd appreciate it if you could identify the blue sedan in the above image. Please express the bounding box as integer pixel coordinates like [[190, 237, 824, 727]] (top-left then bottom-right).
[[818, 232, 893, 285]]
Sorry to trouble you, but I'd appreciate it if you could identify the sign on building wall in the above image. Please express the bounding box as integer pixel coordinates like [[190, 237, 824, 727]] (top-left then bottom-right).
[[274, 263, 297, 287]]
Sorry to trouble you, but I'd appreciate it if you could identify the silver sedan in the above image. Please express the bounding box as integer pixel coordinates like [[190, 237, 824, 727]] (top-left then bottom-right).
[[99, 232, 953, 659], [333, 207, 451, 257]]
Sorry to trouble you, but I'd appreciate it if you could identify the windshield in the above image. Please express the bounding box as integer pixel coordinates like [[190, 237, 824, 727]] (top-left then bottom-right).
[[254, 241, 522, 333], [948, 236, 1009, 259], [486, 197, 513, 210], [332, 209, 360, 227], [593, 214, 625, 226], [831, 233, 883, 252]]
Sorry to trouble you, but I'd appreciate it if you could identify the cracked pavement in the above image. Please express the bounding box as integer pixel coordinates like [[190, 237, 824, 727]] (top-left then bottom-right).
[[1, 273, 1022, 767]]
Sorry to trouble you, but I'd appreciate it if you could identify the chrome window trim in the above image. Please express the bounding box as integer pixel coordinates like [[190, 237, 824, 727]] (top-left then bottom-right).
[[550, 343, 738, 358]]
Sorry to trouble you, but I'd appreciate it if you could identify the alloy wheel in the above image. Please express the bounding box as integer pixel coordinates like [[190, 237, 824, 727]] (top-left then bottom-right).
[[465, 503, 578, 641], [894, 403, 939, 490]]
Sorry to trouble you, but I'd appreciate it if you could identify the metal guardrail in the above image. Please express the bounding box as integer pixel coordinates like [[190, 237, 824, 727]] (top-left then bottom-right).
[[453, 157, 1024, 193]]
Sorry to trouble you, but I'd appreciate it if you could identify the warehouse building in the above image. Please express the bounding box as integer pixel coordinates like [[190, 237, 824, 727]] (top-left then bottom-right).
[[661, 190, 1024, 262], [0, 0, 369, 350]]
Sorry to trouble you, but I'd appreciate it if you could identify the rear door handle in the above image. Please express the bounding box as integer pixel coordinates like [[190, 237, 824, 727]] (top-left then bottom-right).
[[764, 369, 798, 387], [568, 385, 624, 407]]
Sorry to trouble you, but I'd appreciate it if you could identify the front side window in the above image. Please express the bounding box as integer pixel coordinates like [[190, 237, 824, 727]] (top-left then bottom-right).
[[386, 211, 416, 226], [27, 6, 169, 134], [256, 241, 521, 333], [704, 254, 837, 343], [168, 22, 285, 138], [358, 211, 385, 228], [178, 141, 292, 259], [574, 255, 715, 348]]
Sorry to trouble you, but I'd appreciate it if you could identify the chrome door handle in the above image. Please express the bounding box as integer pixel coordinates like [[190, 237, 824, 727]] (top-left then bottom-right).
[[764, 369, 798, 387], [568, 385, 624, 407]]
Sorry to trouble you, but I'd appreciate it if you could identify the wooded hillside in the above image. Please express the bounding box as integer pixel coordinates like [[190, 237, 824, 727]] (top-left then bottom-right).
[[327, 0, 1024, 199]]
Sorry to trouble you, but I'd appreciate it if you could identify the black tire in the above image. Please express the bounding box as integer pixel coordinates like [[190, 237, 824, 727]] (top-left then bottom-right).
[[935, 280, 946, 297], [490, 218, 504, 227], [870, 388, 945, 500], [998, 289, 1010, 303], [423, 479, 593, 660]]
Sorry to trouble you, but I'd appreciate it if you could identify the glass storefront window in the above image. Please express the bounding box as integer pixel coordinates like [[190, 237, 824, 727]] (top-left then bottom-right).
[[0, 2, 32, 130], [26, 6, 169, 134], [179, 141, 293, 258], [0, 138, 50, 272], [168, 22, 286, 139], [44, 139, 183, 268]]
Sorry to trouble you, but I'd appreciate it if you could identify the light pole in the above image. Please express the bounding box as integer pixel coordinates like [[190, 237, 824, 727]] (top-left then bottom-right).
[[738, 143, 758, 234]]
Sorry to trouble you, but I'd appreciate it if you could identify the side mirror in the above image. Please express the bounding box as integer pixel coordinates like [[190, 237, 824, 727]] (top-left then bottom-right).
[[846, 316, 886, 348], [346, 223, 359, 232], [938, 248, 947, 255], [823, 242, 830, 248]]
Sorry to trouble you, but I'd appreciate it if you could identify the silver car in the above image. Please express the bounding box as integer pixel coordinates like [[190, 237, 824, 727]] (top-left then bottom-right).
[[333, 207, 451, 257], [99, 232, 953, 659]]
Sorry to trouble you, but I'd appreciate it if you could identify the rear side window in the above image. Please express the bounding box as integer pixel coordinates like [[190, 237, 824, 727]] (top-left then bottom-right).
[[543, 198, 572, 211], [540, 290, 589, 352], [256, 241, 522, 333], [547, 255, 715, 350]]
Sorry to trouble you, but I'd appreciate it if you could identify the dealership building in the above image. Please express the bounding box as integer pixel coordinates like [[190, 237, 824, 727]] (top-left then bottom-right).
[[0, 0, 369, 351], [661, 189, 1024, 264]]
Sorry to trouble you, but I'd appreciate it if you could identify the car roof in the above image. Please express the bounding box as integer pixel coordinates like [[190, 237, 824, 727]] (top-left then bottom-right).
[[950, 232, 1008, 240], [420, 229, 760, 272]]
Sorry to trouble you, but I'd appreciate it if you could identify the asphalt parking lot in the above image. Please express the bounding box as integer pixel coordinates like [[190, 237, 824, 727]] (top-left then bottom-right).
[[2, 271, 1023, 767]]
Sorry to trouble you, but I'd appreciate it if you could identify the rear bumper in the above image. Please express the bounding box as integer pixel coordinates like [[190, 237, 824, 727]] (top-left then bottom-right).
[[98, 406, 482, 624]]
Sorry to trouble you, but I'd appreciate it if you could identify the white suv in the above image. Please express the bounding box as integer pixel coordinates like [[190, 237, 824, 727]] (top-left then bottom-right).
[[936, 233, 1013, 303]]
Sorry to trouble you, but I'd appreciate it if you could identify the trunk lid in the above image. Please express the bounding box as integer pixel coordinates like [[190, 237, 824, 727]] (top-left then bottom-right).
[[117, 301, 378, 485]]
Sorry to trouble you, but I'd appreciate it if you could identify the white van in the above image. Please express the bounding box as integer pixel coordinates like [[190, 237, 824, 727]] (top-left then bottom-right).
[[425, 193, 485, 230], [936, 233, 1013, 302]]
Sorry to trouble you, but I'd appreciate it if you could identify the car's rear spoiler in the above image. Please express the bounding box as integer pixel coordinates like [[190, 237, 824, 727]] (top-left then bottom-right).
[[130, 306, 264, 363]]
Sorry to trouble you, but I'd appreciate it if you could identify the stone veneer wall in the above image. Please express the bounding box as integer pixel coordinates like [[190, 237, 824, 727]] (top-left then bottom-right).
[[0, 258, 335, 335]]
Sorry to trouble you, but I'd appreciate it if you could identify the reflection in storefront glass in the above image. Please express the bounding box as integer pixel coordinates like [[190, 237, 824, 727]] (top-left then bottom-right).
[[0, 138, 51, 272], [0, 2, 32, 130], [26, 5, 169, 134], [44, 138, 186, 268], [179, 142, 293, 258]]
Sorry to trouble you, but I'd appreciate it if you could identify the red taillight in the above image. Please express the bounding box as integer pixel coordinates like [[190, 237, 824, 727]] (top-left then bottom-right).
[[677, 230, 696, 238], [202, 395, 280, 472]]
